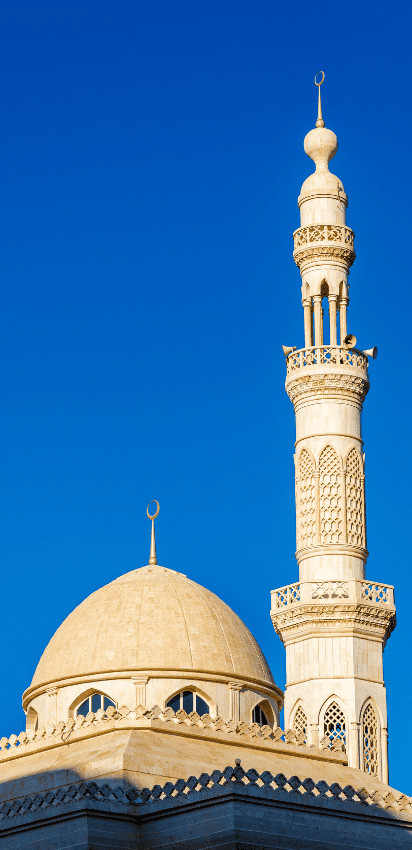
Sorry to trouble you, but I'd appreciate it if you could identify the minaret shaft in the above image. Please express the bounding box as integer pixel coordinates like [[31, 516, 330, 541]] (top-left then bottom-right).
[[271, 84, 395, 783]]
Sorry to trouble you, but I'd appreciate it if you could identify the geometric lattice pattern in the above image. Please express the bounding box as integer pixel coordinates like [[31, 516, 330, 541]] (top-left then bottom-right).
[[363, 702, 379, 776], [319, 445, 342, 543], [298, 449, 316, 548], [293, 705, 308, 743], [324, 701, 346, 749], [346, 448, 363, 546]]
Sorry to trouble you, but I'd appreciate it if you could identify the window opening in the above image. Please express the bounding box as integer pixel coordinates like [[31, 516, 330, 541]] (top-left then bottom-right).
[[76, 693, 116, 717], [166, 691, 209, 716], [363, 703, 379, 775], [293, 705, 308, 742], [252, 704, 268, 726], [323, 701, 346, 748]]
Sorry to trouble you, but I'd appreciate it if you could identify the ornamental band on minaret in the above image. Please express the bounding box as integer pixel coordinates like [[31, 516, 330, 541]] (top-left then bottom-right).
[[271, 75, 396, 783]]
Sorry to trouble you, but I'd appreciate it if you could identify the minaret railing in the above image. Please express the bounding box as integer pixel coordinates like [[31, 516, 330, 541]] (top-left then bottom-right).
[[286, 345, 368, 375]]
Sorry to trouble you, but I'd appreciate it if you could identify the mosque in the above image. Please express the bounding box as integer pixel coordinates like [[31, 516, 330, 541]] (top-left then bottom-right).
[[0, 78, 411, 848]]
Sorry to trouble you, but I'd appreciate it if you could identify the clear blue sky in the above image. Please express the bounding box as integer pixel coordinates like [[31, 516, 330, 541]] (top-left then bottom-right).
[[1, 0, 411, 792]]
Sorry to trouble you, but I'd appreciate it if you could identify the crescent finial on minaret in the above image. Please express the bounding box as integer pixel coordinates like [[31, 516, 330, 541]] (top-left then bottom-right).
[[315, 71, 325, 128], [147, 500, 160, 565]]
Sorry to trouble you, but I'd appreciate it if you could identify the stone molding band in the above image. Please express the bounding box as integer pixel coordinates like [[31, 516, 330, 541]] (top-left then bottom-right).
[[23, 668, 283, 711], [293, 245, 356, 269]]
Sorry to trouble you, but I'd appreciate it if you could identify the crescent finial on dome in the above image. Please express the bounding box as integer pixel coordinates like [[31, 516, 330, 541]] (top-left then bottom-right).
[[147, 500, 160, 565]]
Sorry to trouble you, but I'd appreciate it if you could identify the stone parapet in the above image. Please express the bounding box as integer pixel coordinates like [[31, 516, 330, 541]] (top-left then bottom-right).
[[0, 704, 348, 768], [1, 761, 411, 832]]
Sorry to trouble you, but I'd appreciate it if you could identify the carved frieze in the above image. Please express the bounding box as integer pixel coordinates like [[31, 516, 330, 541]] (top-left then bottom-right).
[[286, 372, 369, 405]]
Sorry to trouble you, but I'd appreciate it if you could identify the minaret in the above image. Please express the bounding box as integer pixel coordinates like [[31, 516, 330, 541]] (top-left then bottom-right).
[[271, 75, 396, 783]]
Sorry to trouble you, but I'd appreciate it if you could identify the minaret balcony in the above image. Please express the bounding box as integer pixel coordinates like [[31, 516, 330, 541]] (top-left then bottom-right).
[[286, 345, 368, 376], [271, 579, 395, 610], [293, 224, 356, 268]]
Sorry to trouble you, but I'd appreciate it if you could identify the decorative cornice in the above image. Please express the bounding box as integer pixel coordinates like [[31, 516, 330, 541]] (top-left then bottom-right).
[[286, 372, 369, 405], [23, 668, 282, 711], [271, 602, 396, 647], [293, 245, 356, 269], [1, 762, 412, 828], [1, 762, 412, 829]]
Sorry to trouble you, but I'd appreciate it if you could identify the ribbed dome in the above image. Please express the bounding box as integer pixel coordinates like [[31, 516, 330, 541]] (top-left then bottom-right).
[[29, 565, 276, 693]]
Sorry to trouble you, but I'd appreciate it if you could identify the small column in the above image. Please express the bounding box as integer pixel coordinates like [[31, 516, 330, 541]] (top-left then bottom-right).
[[46, 687, 58, 725], [313, 295, 323, 346], [228, 682, 242, 721], [381, 727, 389, 784], [309, 722, 319, 748], [303, 299, 312, 348], [349, 721, 361, 769], [339, 297, 348, 343], [132, 677, 149, 708], [329, 295, 338, 346]]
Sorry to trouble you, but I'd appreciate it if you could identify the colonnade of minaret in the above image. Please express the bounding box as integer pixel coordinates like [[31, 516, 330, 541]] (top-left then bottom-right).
[[271, 78, 396, 783]]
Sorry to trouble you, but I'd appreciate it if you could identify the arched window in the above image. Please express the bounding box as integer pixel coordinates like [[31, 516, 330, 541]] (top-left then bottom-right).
[[293, 705, 308, 742], [362, 702, 379, 776], [166, 691, 209, 716], [252, 704, 268, 726], [26, 707, 39, 732], [323, 701, 346, 749], [319, 445, 342, 543], [346, 449, 363, 546], [76, 693, 116, 717], [298, 450, 316, 548]]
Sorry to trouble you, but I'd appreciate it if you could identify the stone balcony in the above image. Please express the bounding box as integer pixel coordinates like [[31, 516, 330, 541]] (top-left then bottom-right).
[[293, 224, 356, 268], [271, 580, 395, 611], [286, 346, 368, 377]]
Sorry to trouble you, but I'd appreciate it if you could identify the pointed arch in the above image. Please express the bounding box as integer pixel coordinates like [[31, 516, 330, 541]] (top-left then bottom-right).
[[345, 447, 364, 546], [360, 699, 380, 777], [319, 445, 342, 543], [297, 448, 316, 548], [319, 696, 347, 751], [291, 701, 308, 743]]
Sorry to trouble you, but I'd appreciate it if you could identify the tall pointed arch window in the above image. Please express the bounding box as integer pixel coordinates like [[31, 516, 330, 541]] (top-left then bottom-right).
[[362, 702, 379, 776], [298, 450, 316, 548], [319, 446, 342, 543], [323, 701, 346, 749], [346, 449, 364, 546], [293, 705, 308, 743]]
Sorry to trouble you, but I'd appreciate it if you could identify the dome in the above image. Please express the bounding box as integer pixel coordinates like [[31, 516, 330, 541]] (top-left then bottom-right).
[[25, 565, 280, 705]]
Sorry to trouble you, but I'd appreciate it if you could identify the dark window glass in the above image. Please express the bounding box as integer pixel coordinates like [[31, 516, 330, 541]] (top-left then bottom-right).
[[252, 705, 268, 726], [167, 693, 181, 711], [104, 696, 115, 711], [182, 691, 194, 713], [91, 694, 102, 713], [77, 698, 90, 717], [196, 696, 209, 717]]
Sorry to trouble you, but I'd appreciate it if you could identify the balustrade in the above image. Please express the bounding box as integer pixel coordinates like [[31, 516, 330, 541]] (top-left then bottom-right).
[[293, 224, 355, 250], [286, 345, 368, 375]]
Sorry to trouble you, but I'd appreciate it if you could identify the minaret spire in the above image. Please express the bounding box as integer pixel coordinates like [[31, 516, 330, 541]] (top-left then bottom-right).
[[147, 500, 160, 565], [315, 71, 325, 128]]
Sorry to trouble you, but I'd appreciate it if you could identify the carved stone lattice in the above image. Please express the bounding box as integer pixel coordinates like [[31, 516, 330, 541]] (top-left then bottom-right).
[[346, 449, 363, 546], [293, 705, 307, 743], [324, 702, 346, 749], [363, 703, 379, 776], [319, 446, 342, 543], [298, 450, 316, 547]]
